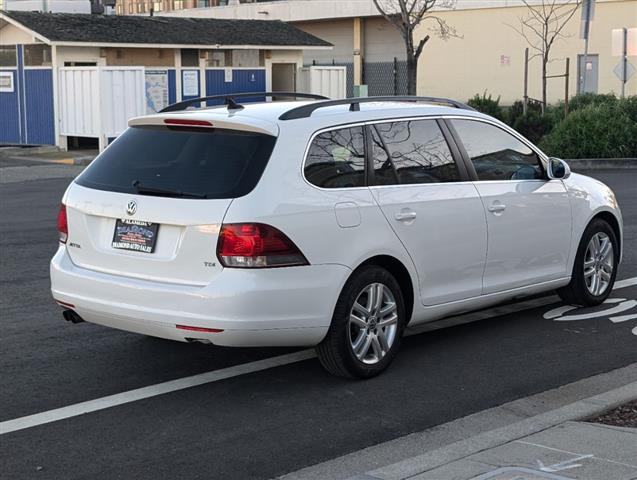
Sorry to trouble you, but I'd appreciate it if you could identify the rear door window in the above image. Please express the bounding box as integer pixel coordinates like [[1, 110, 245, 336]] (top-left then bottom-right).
[[304, 126, 366, 188], [76, 126, 276, 199], [370, 120, 461, 185]]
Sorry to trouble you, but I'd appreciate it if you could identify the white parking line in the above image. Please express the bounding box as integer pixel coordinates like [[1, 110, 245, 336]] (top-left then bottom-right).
[[2, 276, 635, 436]]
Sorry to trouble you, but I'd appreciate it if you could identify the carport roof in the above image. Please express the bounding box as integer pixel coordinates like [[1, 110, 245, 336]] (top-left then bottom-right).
[[0, 11, 332, 49]]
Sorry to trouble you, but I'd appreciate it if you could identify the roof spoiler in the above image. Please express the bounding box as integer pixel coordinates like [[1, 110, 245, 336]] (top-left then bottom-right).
[[160, 92, 328, 113], [278, 96, 476, 120]]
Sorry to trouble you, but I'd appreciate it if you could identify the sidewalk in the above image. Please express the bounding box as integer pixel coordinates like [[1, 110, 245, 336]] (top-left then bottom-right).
[[280, 365, 637, 480]]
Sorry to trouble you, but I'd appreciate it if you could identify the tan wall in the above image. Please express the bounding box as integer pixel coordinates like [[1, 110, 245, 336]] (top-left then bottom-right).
[[415, 0, 637, 104], [0, 23, 38, 44], [104, 47, 175, 67]]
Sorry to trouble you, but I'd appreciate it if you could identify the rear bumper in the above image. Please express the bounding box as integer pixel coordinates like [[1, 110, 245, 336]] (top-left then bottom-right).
[[50, 246, 350, 347]]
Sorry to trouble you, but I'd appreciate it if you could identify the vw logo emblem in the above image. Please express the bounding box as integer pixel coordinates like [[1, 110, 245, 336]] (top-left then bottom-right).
[[126, 200, 137, 216]]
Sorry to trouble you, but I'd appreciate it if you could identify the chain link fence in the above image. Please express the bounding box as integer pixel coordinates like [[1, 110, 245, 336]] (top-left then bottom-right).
[[364, 59, 408, 96], [304, 58, 408, 97]]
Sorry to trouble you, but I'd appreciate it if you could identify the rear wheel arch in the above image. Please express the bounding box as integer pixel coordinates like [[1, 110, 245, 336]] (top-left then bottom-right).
[[353, 255, 415, 324]]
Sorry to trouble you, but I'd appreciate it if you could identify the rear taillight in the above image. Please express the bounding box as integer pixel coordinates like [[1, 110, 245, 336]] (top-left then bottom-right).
[[217, 223, 308, 268], [57, 204, 68, 244]]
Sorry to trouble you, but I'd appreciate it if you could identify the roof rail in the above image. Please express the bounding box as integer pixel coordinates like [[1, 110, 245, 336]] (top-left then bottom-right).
[[159, 92, 328, 113], [278, 96, 476, 120]]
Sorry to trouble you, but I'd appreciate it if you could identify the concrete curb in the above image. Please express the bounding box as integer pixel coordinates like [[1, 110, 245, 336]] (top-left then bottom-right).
[[365, 381, 637, 480], [567, 158, 637, 169], [278, 364, 637, 480], [0, 145, 60, 156]]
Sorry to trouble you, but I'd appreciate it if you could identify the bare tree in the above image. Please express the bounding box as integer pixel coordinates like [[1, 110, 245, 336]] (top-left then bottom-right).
[[509, 0, 581, 109], [372, 0, 459, 95]]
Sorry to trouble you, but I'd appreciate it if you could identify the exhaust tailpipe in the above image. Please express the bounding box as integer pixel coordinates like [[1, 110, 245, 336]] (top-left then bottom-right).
[[62, 309, 85, 324]]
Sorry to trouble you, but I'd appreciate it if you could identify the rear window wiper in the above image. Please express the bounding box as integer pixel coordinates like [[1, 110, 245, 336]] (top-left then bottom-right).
[[132, 180, 208, 199]]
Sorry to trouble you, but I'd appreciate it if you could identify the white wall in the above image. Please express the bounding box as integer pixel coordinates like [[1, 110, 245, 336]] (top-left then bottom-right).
[[4, 0, 91, 13], [55, 46, 105, 66]]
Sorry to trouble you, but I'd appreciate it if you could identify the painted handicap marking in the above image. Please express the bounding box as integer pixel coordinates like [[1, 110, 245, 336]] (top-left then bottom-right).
[[544, 296, 637, 336]]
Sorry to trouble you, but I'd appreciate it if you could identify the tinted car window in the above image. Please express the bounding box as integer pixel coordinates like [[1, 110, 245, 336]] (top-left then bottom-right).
[[371, 120, 460, 185], [76, 126, 276, 199], [451, 119, 543, 181], [305, 127, 365, 188]]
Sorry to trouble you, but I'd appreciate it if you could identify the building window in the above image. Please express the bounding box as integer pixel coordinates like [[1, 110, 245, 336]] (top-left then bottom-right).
[[153, 1, 163, 11], [232, 49, 264, 68], [173, 0, 184, 9], [128, 3, 134, 13], [116, 3, 124, 14], [181, 49, 200, 67], [197, 0, 210, 7], [24, 44, 52, 67], [0, 45, 17, 67], [204, 50, 232, 67]]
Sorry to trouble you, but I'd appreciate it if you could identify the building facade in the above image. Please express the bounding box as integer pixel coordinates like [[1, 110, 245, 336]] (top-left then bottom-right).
[[161, 0, 637, 103], [0, 11, 331, 147]]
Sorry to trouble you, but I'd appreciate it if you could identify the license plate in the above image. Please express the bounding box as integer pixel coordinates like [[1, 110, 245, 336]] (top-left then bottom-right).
[[112, 219, 159, 253]]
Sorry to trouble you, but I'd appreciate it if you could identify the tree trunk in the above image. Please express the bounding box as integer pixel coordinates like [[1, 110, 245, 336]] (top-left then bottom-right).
[[406, 54, 418, 96], [542, 56, 548, 113]]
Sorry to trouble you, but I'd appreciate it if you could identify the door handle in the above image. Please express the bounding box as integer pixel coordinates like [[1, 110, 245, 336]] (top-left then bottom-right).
[[487, 203, 507, 213], [395, 210, 417, 222]]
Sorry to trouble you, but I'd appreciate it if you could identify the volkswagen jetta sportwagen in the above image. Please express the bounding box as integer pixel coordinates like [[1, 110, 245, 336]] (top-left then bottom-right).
[[51, 94, 623, 378]]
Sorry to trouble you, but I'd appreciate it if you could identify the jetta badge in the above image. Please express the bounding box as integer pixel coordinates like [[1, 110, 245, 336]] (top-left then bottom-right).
[[126, 200, 137, 216]]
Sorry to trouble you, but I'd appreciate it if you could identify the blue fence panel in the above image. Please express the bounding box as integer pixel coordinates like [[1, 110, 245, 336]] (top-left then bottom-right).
[[24, 69, 55, 145], [204, 69, 266, 106], [167, 69, 177, 105], [0, 70, 20, 144]]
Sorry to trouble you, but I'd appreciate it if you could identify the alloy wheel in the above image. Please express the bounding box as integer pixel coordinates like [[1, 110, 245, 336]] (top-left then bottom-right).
[[348, 283, 398, 365], [584, 232, 614, 296]]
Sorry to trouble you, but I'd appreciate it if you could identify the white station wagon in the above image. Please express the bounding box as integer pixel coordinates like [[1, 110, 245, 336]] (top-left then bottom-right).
[[51, 93, 623, 378]]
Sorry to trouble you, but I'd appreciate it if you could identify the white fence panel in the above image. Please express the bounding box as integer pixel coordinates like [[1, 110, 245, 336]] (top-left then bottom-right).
[[297, 66, 346, 99], [58, 67, 145, 149]]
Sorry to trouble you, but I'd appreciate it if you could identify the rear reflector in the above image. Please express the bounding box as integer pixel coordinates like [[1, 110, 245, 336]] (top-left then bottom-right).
[[57, 204, 68, 244], [217, 223, 308, 268], [55, 299, 75, 309], [176, 325, 224, 333], [163, 119, 213, 127]]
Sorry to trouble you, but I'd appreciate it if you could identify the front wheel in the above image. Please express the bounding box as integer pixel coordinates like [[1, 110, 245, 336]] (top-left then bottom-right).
[[558, 218, 618, 306], [317, 266, 406, 378]]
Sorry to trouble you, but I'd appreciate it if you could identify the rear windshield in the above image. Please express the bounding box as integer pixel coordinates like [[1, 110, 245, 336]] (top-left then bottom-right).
[[76, 126, 277, 199]]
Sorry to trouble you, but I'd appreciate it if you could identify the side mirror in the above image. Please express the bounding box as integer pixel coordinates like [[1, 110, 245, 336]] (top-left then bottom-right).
[[547, 157, 571, 180]]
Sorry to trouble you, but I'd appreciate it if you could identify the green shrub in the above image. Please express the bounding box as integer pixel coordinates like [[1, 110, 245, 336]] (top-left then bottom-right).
[[467, 91, 504, 120], [540, 101, 637, 158], [506, 99, 542, 127], [512, 111, 554, 144]]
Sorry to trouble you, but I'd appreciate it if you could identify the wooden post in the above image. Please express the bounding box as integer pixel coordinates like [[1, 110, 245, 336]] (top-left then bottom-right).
[[523, 48, 529, 114], [565, 57, 570, 115]]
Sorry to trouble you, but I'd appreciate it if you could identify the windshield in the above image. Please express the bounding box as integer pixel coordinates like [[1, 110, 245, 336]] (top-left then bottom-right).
[[76, 126, 277, 199]]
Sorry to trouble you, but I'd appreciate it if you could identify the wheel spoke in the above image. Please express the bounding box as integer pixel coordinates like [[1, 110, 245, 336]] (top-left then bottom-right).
[[352, 301, 370, 318], [584, 266, 596, 278], [592, 273, 601, 295], [591, 234, 601, 254], [365, 285, 376, 314], [599, 238, 612, 260], [370, 335, 383, 358], [377, 329, 390, 352], [349, 313, 368, 329], [379, 301, 396, 316], [600, 266, 612, 282], [584, 258, 595, 269], [354, 333, 372, 359], [377, 313, 397, 328], [373, 284, 384, 315]]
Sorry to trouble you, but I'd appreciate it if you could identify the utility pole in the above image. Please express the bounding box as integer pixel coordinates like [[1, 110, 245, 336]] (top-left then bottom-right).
[[580, 0, 595, 94]]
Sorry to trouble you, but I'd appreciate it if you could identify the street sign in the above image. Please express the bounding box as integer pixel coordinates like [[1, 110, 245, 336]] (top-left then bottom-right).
[[580, 0, 595, 40], [614, 60, 635, 82], [612, 27, 637, 57]]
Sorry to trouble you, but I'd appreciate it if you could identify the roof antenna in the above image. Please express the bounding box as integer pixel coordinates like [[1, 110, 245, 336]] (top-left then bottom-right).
[[225, 97, 245, 111]]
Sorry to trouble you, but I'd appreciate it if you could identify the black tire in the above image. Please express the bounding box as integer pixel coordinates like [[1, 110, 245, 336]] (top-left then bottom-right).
[[317, 265, 406, 379], [558, 218, 618, 307]]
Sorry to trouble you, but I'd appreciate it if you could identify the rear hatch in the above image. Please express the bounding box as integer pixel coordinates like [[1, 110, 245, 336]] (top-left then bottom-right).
[[65, 118, 277, 285]]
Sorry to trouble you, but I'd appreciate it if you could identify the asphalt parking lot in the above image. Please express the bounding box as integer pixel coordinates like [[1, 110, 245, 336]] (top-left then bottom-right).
[[1, 168, 635, 480]]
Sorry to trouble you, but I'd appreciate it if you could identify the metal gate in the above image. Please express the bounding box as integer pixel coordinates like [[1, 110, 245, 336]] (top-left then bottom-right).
[[58, 67, 145, 150]]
